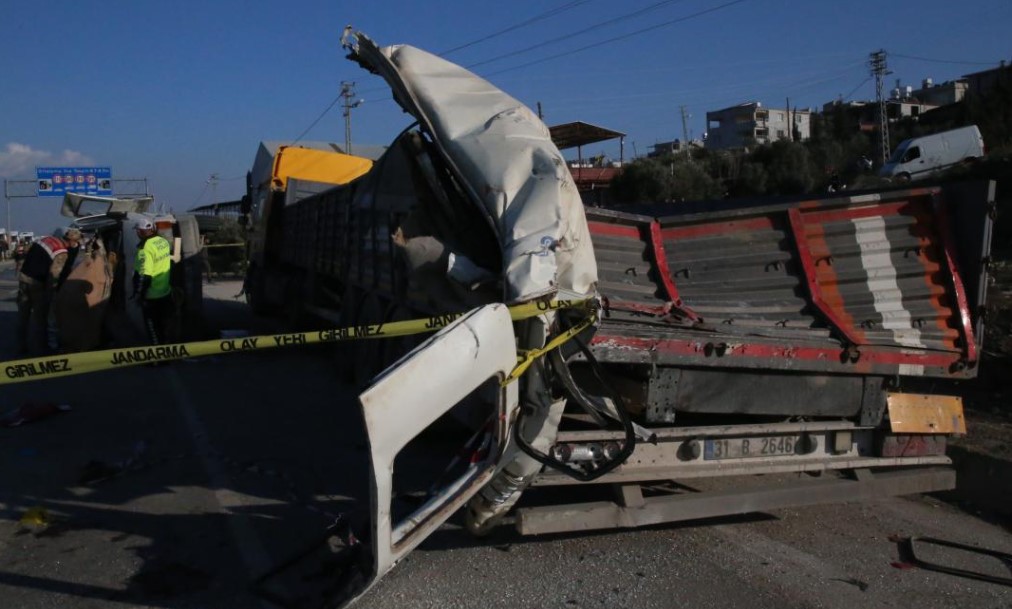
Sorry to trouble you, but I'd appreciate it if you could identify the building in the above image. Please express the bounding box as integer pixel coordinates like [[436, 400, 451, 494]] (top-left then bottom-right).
[[962, 61, 1011, 98], [647, 139, 703, 158], [821, 96, 939, 136], [704, 102, 811, 150], [906, 78, 967, 107], [548, 121, 626, 207], [887, 99, 938, 121]]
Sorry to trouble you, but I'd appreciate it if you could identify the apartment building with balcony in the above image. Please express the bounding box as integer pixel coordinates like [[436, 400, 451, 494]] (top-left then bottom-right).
[[704, 102, 811, 150]]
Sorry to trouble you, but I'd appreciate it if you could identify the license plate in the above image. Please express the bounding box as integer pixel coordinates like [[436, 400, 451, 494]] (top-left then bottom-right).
[[704, 436, 799, 460]]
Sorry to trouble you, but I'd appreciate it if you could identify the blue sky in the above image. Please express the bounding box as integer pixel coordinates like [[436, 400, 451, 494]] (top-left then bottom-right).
[[1, 0, 1009, 234]]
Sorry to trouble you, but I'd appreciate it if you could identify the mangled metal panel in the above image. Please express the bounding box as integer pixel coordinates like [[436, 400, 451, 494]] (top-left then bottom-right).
[[586, 186, 989, 379], [788, 197, 963, 353], [356, 304, 519, 606], [61, 193, 153, 218], [347, 33, 597, 303]]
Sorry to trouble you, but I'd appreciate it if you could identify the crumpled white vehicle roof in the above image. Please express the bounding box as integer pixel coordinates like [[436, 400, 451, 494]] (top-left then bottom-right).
[[354, 35, 598, 303]]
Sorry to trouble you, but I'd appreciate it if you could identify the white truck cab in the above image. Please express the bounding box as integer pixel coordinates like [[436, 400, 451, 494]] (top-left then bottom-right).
[[880, 125, 984, 181]]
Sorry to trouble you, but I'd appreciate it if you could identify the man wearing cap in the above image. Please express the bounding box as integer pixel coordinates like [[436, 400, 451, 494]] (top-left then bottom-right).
[[16, 227, 82, 354], [132, 218, 174, 344]]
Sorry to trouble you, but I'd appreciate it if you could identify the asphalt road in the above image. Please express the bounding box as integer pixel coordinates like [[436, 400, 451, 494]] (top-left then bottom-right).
[[1, 260, 1010, 609]]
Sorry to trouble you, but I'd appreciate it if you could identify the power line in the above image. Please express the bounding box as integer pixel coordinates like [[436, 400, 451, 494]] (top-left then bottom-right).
[[842, 76, 871, 101], [293, 3, 595, 136], [891, 52, 998, 67], [440, 0, 592, 56], [190, 180, 210, 208], [291, 93, 344, 145], [485, 0, 752, 77], [287, 1, 749, 145], [542, 61, 865, 111], [289, 3, 594, 139], [467, 0, 691, 69]]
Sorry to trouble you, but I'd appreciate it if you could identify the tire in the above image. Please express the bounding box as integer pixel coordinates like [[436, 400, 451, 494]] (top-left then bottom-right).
[[896, 172, 911, 183]]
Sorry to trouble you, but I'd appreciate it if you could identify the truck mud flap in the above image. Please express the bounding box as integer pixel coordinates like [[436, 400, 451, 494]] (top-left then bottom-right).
[[344, 303, 520, 606]]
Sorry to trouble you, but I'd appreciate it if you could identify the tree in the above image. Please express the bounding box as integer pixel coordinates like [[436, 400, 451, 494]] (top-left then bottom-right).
[[669, 158, 723, 201], [610, 158, 672, 203], [745, 140, 815, 195]]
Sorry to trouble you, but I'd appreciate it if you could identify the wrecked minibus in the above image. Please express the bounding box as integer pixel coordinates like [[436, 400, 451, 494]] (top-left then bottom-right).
[[245, 32, 995, 605], [59, 193, 204, 347]]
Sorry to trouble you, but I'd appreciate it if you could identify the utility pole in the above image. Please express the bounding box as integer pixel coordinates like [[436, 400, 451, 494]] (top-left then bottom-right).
[[869, 50, 892, 165], [4, 180, 11, 239], [679, 105, 690, 160], [340, 81, 363, 155], [785, 97, 791, 141]]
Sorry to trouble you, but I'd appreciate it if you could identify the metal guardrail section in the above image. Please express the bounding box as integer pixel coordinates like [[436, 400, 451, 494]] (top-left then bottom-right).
[[586, 186, 984, 379]]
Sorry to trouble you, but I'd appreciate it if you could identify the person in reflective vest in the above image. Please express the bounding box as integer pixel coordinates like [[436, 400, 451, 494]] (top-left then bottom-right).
[[132, 218, 174, 345], [16, 228, 82, 354]]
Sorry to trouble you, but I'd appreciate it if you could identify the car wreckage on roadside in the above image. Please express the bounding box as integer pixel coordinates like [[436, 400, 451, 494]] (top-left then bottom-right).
[[247, 31, 995, 607]]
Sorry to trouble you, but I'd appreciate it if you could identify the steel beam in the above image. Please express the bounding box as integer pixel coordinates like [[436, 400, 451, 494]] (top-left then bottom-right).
[[516, 467, 955, 536]]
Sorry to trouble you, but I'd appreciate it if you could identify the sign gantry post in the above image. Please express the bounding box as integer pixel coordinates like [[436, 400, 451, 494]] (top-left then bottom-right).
[[4, 169, 147, 237]]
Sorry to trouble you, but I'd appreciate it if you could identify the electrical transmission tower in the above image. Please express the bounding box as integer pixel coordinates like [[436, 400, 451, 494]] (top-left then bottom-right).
[[340, 81, 363, 155], [869, 50, 892, 165]]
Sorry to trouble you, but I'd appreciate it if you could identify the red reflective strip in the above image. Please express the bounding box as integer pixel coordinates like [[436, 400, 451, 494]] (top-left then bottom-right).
[[659, 216, 774, 239], [905, 208, 961, 351], [649, 221, 700, 322], [932, 195, 978, 364], [788, 209, 863, 345], [588, 221, 640, 239], [590, 334, 960, 368]]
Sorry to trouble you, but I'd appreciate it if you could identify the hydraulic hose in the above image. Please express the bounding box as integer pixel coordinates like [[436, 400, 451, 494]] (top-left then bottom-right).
[[514, 332, 636, 482]]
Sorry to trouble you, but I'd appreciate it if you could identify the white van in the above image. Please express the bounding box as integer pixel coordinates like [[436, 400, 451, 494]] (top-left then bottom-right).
[[879, 125, 985, 181]]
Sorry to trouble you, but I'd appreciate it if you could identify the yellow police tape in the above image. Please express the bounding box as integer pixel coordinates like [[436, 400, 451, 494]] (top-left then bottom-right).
[[1, 298, 595, 386]]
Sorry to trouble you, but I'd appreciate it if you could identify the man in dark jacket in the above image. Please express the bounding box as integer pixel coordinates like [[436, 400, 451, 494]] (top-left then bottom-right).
[[16, 228, 82, 354]]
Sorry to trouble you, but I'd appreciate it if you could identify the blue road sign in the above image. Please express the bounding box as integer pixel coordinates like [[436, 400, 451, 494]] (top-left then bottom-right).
[[36, 167, 113, 197]]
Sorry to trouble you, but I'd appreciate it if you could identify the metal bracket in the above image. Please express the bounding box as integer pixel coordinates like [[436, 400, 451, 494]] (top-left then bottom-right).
[[858, 377, 886, 426], [646, 367, 681, 424]]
